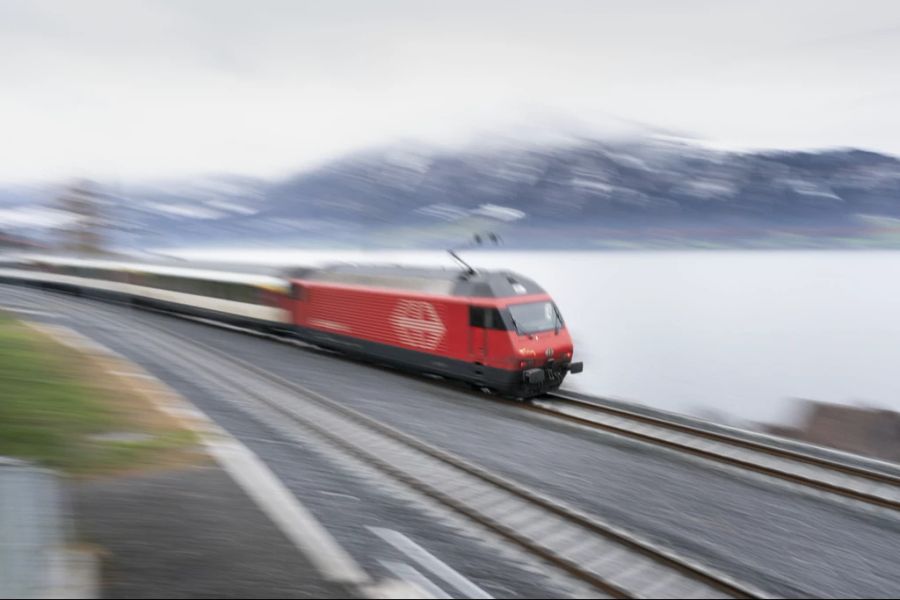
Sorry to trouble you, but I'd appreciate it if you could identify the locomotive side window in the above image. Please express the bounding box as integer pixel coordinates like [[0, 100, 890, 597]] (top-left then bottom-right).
[[469, 306, 486, 328], [470, 306, 509, 330]]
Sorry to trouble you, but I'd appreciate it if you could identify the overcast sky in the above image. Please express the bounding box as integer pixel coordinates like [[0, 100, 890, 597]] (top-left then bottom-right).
[[2, 0, 899, 181]]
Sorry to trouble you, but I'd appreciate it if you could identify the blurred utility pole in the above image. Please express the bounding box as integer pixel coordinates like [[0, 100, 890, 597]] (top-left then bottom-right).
[[57, 179, 105, 255]]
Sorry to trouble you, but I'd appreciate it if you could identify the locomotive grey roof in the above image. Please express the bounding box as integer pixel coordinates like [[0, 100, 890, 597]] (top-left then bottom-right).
[[286, 263, 547, 298]]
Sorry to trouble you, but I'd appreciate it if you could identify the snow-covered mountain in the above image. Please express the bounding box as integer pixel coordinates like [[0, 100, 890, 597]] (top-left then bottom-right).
[[5, 135, 900, 250]]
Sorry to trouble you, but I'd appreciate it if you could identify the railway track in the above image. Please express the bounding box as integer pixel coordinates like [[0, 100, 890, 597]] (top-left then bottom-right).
[[531, 393, 900, 512], [2, 285, 765, 599], [5, 282, 900, 517]]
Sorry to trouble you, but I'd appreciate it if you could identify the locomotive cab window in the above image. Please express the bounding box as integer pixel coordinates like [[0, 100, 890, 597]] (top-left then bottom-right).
[[507, 301, 563, 335]]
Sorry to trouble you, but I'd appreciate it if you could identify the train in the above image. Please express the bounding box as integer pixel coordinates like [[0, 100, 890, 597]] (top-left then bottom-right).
[[0, 254, 583, 397]]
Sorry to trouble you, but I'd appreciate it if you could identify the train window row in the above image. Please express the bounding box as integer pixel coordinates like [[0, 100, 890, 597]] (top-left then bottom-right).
[[50, 264, 268, 305], [139, 273, 264, 304], [65, 266, 129, 281]]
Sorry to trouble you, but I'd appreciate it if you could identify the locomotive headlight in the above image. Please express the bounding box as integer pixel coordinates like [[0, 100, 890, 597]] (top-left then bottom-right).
[[545, 347, 554, 358]]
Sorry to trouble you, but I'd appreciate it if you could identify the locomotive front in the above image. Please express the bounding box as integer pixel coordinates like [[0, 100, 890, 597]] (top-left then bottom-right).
[[504, 298, 583, 396]]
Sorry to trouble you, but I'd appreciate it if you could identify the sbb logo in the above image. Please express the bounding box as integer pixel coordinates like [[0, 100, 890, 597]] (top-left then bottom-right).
[[390, 300, 446, 350]]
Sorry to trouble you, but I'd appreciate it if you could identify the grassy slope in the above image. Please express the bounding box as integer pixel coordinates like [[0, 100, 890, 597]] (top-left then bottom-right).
[[0, 314, 198, 475]]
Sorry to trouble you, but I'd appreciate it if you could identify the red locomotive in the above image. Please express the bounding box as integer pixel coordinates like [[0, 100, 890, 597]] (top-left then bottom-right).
[[283, 264, 583, 397], [1, 256, 583, 397]]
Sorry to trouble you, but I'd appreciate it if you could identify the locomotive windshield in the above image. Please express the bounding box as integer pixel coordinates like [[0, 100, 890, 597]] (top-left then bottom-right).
[[507, 301, 563, 335]]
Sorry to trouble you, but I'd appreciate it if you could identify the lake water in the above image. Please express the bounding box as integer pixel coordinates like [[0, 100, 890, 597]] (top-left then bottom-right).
[[171, 248, 900, 426]]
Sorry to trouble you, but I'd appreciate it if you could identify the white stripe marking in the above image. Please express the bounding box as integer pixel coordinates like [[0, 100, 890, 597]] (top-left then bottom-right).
[[378, 560, 447, 599], [0, 304, 57, 316], [26, 322, 371, 588], [205, 439, 369, 584], [369, 527, 494, 599]]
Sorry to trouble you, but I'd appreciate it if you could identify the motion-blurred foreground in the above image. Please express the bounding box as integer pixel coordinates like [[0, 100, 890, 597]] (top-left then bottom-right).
[[6, 115, 900, 600], [5, 262, 900, 600], [5, 0, 900, 598]]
